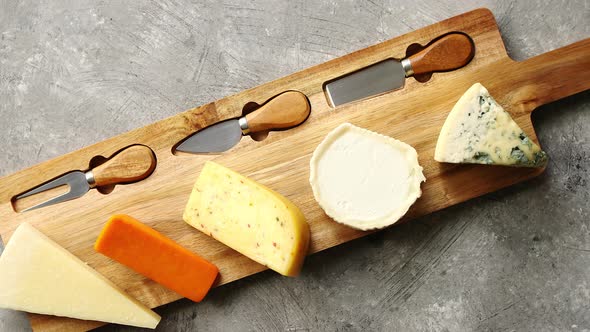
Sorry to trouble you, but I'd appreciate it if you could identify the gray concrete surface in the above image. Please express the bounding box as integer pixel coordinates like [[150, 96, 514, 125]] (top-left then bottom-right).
[[1, 0, 588, 331]]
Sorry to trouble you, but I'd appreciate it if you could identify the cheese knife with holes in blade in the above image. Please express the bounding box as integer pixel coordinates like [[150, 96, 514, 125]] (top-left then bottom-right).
[[324, 33, 475, 107], [175, 91, 311, 154]]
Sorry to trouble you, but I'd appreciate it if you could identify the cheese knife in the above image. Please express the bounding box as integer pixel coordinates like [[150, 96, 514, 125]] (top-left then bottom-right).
[[324, 33, 475, 107], [15, 145, 157, 212], [176, 90, 311, 154]]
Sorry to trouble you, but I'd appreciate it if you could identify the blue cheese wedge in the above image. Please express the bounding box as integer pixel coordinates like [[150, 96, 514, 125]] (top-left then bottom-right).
[[435, 83, 547, 167], [309, 123, 425, 231]]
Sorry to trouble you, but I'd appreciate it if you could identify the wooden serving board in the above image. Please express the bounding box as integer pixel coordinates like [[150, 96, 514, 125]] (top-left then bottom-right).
[[0, 8, 588, 332]]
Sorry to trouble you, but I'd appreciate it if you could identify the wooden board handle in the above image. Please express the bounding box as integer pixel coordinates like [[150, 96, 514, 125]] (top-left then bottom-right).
[[408, 33, 475, 75], [510, 37, 590, 112], [244, 91, 311, 133], [92, 145, 157, 187]]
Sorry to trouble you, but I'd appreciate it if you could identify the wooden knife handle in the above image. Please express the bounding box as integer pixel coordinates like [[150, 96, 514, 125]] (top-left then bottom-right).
[[407, 33, 475, 76], [92, 145, 157, 187], [244, 91, 311, 133]]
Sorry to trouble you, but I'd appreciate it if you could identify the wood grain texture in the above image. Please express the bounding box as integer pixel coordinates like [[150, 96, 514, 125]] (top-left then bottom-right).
[[0, 8, 588, 332], [91, 145, 157, 187], [408, 33, 475, 75], [244, 91, 311, 133]]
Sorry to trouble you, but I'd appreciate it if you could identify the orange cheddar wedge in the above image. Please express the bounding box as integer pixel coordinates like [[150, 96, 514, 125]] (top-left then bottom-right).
[[95, 214, 218, 302]]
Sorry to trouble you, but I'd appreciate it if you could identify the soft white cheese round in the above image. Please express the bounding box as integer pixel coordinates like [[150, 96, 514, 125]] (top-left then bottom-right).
[[309, 123, 425, 230]]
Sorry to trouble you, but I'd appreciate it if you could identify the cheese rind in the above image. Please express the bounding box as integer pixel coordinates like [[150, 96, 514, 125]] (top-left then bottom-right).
[[435, 83, 547, 167], [309, 123, 425, 230], [0, 223, 161, 329], [183, 161, 310, 277]]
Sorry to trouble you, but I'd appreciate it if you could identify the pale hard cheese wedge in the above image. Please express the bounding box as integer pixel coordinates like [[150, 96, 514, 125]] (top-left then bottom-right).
[[435, 83, 548, 167], [183, 161, 310, 277], [0, 223, 161, 329], [309, 123, 425, 230]]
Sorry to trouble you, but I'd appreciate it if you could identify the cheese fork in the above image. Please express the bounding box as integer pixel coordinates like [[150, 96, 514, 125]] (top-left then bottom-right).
[[15, 145, 157, 212]]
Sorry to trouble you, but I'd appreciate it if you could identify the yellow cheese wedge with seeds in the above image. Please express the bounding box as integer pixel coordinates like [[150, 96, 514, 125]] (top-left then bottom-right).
[[183, 161, 310, 276]]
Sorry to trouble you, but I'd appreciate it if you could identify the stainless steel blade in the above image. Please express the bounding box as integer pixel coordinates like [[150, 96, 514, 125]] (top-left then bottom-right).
[[325, 59, 406, 107], [176, 119, 243, 154], [16, 171, 91, 212]]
